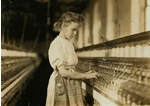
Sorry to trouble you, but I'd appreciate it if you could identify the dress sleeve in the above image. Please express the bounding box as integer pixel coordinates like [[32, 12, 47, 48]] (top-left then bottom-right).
[[48, 42, 64, 69]]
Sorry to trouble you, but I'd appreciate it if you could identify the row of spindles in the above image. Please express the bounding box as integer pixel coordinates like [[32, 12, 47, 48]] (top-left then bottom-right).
[[79, 60, 150, 105]]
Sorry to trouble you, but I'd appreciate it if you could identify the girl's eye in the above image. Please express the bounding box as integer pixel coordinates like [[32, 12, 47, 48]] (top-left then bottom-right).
[[72, 29, 77, 31]]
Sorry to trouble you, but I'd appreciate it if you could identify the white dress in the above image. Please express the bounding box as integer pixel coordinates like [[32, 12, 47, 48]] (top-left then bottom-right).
[[46, 36, 84, 106]]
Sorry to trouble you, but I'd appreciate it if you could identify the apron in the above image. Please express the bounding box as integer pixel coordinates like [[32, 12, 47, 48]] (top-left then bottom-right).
[[46, 66, 85, 106]]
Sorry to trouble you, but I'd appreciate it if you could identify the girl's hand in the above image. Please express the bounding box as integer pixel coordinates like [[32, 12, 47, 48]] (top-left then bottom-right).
[[85, 70, 98, 79]]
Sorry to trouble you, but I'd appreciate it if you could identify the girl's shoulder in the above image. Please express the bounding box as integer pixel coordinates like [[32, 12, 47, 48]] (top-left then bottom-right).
[[51, 36, 60, 46]]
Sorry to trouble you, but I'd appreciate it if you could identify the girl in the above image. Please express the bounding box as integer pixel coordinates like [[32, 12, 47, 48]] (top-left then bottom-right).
[[46, 11, 98, 106]]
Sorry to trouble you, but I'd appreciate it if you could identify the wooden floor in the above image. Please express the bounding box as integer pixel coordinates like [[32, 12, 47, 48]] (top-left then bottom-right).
[[16, 58, 53, 106]]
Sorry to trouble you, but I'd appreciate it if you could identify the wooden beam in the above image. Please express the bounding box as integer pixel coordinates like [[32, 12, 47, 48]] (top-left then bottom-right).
[[20, 16, 27, 48]]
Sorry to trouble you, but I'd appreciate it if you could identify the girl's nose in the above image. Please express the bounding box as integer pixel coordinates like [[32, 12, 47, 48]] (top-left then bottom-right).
[[73, 30, 77, 35]]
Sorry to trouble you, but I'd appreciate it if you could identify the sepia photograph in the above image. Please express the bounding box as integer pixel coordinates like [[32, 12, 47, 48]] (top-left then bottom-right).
[[1, 0, 150, 106]]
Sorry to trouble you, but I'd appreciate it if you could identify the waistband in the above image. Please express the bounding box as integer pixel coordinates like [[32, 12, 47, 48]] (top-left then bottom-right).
[[54, 65, 76, 71]]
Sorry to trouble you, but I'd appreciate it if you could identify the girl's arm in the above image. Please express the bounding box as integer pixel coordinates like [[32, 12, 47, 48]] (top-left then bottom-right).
[[57, 65, 98, 79]]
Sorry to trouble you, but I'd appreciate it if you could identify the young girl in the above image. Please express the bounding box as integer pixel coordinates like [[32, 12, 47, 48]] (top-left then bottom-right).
[[46, 11, 98, 106]]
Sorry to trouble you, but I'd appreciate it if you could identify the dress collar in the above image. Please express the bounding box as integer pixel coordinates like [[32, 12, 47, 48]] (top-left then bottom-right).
[[57, 36, 70, 42]]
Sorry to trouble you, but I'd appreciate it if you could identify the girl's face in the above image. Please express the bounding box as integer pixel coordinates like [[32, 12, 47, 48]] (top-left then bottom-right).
[[62, 22, 80, 40]]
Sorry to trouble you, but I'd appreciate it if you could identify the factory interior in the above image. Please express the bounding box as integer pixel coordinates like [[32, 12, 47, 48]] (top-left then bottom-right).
[[1, 0, 150, 105]]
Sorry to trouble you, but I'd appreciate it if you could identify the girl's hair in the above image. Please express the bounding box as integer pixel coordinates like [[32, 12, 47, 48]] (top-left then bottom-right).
[[53, 11, 84, 32]]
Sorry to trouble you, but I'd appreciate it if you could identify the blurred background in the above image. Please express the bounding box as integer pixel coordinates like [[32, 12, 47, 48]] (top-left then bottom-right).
[[1, 0, 91, 57], [2, 0, 150, 57]]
